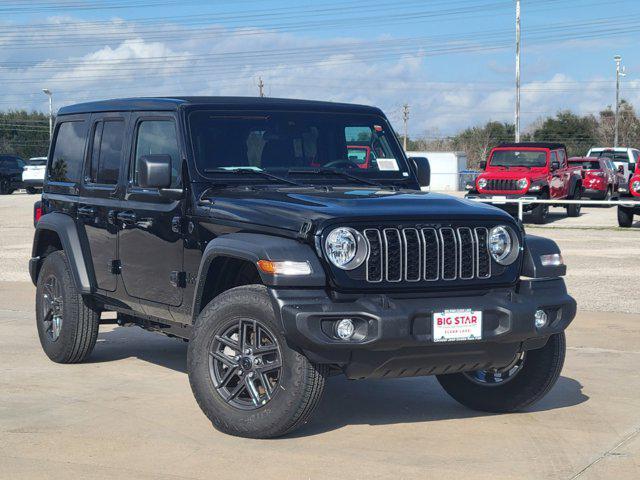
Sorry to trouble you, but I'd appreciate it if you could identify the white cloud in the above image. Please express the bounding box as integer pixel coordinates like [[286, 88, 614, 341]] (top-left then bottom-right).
[[1, 15, 638, 137]]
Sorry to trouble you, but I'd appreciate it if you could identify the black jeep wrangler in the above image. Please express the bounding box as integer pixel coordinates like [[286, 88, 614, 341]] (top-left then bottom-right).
[[30, 97, 576, 438]]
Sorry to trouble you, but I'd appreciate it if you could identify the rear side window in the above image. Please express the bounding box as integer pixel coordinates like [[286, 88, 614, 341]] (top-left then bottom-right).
[[50, 121, 87, 183], [88, 120, 125, 185], [133, 120, 181, 187]]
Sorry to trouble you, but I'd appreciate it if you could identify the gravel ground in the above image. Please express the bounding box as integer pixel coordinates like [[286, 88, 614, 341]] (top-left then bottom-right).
[[1, 190, 638, 313]]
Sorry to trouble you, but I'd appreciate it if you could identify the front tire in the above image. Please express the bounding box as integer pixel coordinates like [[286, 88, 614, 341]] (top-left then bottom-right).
[[0, 178, 12, 195], [566, 187, 582, 217], [618, 206, 634, 228], [437, 333, 566, 413], [26, 187, 39, 195], [35, 250, 100, 363], [188, 285, 328, 438], [530, 192, 549, 224]]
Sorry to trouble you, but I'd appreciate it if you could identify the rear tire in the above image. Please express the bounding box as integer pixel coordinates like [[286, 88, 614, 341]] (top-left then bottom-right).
[[35, 250, 100, 363], [26, 187, 39, 195], [437, 333, 565, 413], [188, 285, 328, 438], [618, 206, 634, 228]]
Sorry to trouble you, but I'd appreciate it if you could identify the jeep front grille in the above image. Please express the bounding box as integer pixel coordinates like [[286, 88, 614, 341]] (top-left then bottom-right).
[[485, 179, 519, 191], [363, 227, 491, 283]]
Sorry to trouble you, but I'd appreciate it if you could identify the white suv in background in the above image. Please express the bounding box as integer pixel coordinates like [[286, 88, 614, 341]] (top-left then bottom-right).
[[22, 156, 47, 194], [587, 147, 639, 181]]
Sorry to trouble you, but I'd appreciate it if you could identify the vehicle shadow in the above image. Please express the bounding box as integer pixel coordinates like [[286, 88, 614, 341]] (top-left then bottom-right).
[[89, 326, 189, 373], [90, 327, 588, 438], [290, 374, 587, 437]]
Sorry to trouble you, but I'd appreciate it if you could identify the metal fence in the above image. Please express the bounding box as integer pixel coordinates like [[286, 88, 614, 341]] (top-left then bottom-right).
[[468, 197, 639, 221]]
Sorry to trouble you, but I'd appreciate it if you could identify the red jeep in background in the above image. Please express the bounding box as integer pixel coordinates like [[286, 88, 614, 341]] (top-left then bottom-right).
[[617, 162, 640, 227], [466, 142, 583, 224], [567, 156, 618, 200], [347, 145, 373, 169]]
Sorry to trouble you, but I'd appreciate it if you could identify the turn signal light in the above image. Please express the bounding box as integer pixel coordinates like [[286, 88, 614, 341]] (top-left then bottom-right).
[[257, 260, 312, 276]]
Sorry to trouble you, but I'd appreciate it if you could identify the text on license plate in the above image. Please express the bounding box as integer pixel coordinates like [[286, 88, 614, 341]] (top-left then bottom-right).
[[433, 309, 483, 343]]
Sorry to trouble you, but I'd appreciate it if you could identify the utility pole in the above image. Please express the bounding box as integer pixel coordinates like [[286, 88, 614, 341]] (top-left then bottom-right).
[[614, 55, 626, 147], [514, 0, 521, 143], [258, 77, 265, 98], [402, 103, 409, 151], [42, 88, 53, 140]]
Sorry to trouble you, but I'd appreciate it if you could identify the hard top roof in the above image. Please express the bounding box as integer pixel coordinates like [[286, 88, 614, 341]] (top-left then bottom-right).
[[57, 96, 383, 116], [496, 142, 565, 150]]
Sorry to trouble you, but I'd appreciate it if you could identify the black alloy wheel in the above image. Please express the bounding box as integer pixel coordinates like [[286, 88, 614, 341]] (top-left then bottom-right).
[[41, 274, 64, 342], [209, 318, 282, 409]]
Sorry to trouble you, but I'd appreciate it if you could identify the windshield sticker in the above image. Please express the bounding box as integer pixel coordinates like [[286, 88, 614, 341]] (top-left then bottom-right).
[[377, 158, 399, 171]]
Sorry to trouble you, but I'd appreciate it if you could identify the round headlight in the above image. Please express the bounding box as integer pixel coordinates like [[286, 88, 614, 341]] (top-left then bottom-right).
[[324, 227, 368, 270], [488, 226, 520, 265], [478, 178, 488, 189], [517, 178, 528, 190], [633, 180, 640, 192]]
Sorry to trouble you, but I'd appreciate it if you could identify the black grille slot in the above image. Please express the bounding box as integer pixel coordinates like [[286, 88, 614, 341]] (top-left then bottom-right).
[[362, 226, 495, 284], [475, 227, 491, 278], [458, 228, 475, 279], [364, 229, 383, 282], [421, 228, 439, 281], [403, 229, 421, 281], [440, 228, 457, 280], [383, 229, 402, 282]]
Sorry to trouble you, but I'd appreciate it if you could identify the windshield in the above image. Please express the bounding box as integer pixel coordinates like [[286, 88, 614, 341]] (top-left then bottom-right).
[[489, 150, 547, 168], [28, 158, 47, 166], [188, 110, 409, 181], [570, 160, 601, 170], [595, 151, 629, 163]]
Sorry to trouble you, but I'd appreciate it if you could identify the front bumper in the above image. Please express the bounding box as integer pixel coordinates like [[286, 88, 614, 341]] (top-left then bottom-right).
[[583, 187, 607, 199], [269, 278, 576, 379], [465, 193, 542, 212], [22, 178, 44, 188]]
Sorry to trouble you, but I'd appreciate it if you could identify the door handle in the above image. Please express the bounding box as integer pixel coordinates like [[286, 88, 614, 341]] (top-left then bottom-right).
[[78, 206, 96, 217], [116, 211, 137, 224]]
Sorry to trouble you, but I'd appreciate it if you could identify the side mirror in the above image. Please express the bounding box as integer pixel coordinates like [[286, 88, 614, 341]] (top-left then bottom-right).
[[411, 157, 430, 188], [479, 160, 487, 170], [138, 155, 172, 189], [551, 160, 560, 171]]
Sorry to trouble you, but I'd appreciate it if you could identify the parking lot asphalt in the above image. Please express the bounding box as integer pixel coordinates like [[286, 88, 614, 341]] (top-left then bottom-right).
[[1, 192, 639, 479]]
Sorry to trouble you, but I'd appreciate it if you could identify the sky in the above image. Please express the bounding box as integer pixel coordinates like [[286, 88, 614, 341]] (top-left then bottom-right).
[[1, 0, 640, 137]]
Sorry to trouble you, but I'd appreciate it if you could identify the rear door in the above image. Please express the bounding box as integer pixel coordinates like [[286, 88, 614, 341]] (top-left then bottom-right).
[[78, 113, 129, 292], [556, 149, 572, 197], [118, 113, 184, 308], [549, 151, 563, 198]]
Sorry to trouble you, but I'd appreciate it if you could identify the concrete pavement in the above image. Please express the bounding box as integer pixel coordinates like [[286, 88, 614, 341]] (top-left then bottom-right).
[[1, 281, 639, 479]]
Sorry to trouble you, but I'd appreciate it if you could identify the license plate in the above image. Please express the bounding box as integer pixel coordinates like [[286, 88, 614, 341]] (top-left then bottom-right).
[[491, 195, 507, 204], [433, 309, 483, 343]]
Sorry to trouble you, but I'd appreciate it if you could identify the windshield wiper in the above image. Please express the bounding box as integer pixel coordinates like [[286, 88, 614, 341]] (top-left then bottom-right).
[[287, 167, 389, 189], [204, 167, 303, 187]]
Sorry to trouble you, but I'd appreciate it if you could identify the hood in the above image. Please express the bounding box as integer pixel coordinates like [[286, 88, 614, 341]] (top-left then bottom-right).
[[201, 186, 514, 232]]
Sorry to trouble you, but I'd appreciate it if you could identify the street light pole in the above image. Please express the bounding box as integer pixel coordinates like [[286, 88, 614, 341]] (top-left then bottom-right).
[[515, 0, 521, 143], [613, 55, 625, 147], [42, 88, 53, 141]]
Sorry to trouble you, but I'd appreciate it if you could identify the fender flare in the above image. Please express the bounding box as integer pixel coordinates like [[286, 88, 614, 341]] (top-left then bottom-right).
[[192, 233, 326, 316], [522, 234, 566, 278], [30, 212, 95, 293], [568, 175, 582, 198]]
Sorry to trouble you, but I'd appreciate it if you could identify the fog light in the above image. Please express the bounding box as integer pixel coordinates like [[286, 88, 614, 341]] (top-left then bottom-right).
[[534, 309, 548, 329], [335, 319, 355, 340]]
